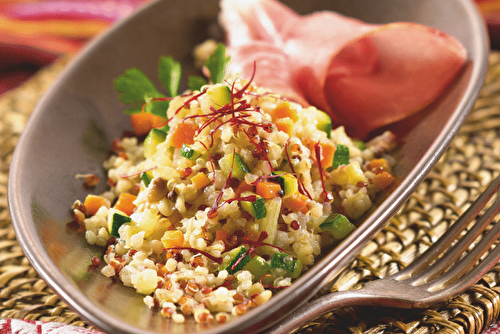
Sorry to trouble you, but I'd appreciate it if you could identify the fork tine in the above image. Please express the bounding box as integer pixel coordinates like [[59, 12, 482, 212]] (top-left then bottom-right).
[[407, 194, 500, 285], [426, 211, 500, 292], [395, 174, 500, 280]]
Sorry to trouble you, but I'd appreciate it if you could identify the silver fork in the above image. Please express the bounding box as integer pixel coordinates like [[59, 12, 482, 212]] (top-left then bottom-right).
[[268, 173, 500, 334]]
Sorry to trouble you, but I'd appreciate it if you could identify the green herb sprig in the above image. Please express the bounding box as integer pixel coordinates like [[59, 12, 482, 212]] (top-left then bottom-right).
[[113, 43, 230, 118]]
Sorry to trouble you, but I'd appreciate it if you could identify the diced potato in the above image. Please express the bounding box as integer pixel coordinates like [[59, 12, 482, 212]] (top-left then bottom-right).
[[330, 161, 366, 186]]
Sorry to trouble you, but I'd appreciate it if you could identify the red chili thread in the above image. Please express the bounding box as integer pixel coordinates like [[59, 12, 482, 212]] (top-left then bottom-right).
[[284, 142, 312, 200], [164, 247, 222, 264], [118, 165, 158, 179], [314, 141, 332, 202]]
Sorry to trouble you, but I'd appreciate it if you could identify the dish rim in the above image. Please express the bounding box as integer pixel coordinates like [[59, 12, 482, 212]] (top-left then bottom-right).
[[7, 0, 490, 333]]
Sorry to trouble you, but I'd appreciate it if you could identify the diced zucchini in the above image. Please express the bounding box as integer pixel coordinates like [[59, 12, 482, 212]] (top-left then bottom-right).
[[352, 139, 366, 151], [108, 208, 131, 237], [243, 255, 270, 281], [331, 144, 350, 169], [219, 152, 249, 181], [179, 143, 201, 160], [270, 252, 302, 279], [306, 107, 332, 138], [206, 84, 232, 109], [319, 213, 355, 240], [140, 170, 154, 187], [143, 128, 167, 159], [219, 245, 251, 274], [240, 191, 267, 219], [258, 197, 282, 253], [272, 171, 298, 195]]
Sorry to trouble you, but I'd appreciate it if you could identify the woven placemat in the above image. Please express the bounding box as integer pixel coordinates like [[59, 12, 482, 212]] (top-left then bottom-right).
[[2, 53, 500, 333]]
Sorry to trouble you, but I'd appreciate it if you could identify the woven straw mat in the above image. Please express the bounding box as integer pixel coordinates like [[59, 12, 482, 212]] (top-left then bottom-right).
[[3, 53, 500, 334]]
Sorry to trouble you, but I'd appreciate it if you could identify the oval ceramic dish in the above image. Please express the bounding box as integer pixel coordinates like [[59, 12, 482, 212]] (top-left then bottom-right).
[[8, 0, 489, 333]]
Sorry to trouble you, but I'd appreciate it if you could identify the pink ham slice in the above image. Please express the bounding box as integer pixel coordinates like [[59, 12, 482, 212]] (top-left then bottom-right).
[[219, 0, 467, 139]]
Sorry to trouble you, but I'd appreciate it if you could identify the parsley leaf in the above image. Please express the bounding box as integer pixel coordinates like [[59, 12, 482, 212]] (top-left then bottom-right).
[[158, 56, 181, 97], [205, 43, 230, 84], [114, 43, 230, 118], [114, 67, 162, 104], [114, 67, 171, 117], [188, 75, 208, 91]]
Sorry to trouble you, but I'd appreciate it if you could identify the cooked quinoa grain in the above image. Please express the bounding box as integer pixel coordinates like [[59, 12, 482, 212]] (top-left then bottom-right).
[[74, 78, 395, 323]]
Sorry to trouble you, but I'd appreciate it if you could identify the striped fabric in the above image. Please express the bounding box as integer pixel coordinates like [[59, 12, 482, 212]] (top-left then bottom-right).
[[0, 0, 152, 95]]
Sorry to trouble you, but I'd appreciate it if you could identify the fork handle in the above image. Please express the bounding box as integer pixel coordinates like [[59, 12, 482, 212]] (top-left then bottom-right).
[[265, 289, 377, 334]]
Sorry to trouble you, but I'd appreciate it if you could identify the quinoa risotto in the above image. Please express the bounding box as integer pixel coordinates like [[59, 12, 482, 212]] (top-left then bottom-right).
[[71, 72, 396, 324]]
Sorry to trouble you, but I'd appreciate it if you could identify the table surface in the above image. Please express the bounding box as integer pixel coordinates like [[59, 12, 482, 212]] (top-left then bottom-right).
[[2, 49, 500, 333]]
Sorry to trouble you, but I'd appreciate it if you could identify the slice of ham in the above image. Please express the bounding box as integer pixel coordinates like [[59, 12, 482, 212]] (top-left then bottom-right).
[[219, 0, 467, 139]]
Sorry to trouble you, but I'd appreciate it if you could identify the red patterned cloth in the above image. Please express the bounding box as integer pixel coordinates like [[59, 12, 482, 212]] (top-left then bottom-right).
[[0, 0, 152, 95], [0, 318, 105, 334]]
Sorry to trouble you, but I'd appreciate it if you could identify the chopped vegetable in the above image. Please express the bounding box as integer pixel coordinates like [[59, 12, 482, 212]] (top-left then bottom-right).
[[219, 245, 251, 275], [191, 172, 211, 189], [114, 193, 137, 216], [180, 143, 201, 160], [83, 194, 110, 216], [235, 180, 255, 198], [374, 171, 395, 189], [256, 180, 282, 199], [243, 255, 270, 281], [219, 152, 250, 181], [240, 191, 267, 219], [144, 128, 167, 159], [258, 197, 282, 253], [319, 213, 355, 240], [161, 230, 185, 248], [170, 122, 198, 149], [312, 140, 336, 170], [140, 170, 154, 187], [204, 84, 232, 110], [367, 158, 392, 173], [130, 112, 167, 137], [282, 192, 310, 214], [107, 208, 131, 238], [272, 171, 298, 196], [271, 101, 299, 122], [275, 117, 294, 136], [270, 252, 302, 279], [331, 144, 350, 169], [307, 107, 332, 138]]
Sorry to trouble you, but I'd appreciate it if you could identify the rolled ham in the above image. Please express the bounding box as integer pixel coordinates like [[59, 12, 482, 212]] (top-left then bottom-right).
[[219, 0, 467, 139]]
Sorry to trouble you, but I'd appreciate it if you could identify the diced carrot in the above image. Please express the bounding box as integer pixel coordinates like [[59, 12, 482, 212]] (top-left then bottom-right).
[[235, 180, 255, 198], [308, 139, 336, 169], [283, 192, 310, 214], [83, 194, 110, 216], [158, 265, 169, 276], [114, 193, 137, 216], [151, 114, 168, 128], [191, 173, 211, 189], [275, 117, 294, 136], [161, 230, 184, 248], [256, 180, 282, 199], [170, 122, 198, 149], [271, 101, 299, 122], [367, 158, 392, 173], [130, 113, 153, 137], [215, 230, 228, 242], [374, 171, 395, 189], [130, 113, 168, 137]]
